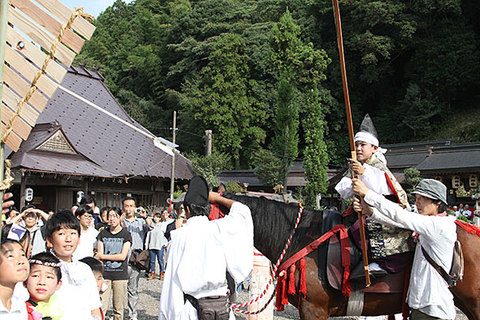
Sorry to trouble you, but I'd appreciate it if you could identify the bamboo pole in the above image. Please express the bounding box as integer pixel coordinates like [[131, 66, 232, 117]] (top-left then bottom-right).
[[332, 0, 370, 286], [0, 0, 10, 240]]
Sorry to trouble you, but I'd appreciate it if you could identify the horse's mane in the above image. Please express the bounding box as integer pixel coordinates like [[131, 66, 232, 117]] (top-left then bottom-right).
[[224, 193, 324, 262]]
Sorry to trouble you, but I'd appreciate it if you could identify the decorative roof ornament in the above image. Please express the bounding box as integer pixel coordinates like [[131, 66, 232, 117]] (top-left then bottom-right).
[[36, 130, 76, 154]]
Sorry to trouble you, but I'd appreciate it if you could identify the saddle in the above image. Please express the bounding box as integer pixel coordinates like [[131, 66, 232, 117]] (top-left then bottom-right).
[[319, 210, 411, 294], [327, 233, 409, 293]]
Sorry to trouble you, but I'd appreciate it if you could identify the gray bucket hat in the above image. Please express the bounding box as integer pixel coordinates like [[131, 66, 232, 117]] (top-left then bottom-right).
[[412, 179, 447, 205]]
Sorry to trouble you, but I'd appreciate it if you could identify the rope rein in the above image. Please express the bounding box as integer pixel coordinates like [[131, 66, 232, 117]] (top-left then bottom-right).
[[231, 203, 304, 315]]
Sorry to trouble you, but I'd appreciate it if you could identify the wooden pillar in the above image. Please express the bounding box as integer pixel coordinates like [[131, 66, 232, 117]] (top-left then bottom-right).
[[19, 173, 27, 210]]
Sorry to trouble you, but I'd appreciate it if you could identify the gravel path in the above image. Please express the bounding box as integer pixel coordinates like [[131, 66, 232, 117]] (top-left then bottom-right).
[[132, 275, 466, 320]]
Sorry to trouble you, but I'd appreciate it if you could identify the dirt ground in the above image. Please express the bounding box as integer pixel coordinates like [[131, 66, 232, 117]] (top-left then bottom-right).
[[129, 275, 467, 320]]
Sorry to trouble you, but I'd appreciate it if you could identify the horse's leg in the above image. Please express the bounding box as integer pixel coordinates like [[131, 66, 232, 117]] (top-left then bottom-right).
[[297, 296, 329, 320], [291, 256, 347, 319], [362, 293, 403, 316]]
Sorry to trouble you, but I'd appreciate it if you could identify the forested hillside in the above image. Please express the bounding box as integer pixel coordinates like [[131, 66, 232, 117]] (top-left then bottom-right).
[[76, 0, 480, 202]]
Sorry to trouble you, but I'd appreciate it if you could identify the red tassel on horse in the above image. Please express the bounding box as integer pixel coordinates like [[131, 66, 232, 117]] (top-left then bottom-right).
[[275, 272, 286, 311], [299, 258, 307, 297], [288, 264, 296, 295], [281, 271, 289, 305]]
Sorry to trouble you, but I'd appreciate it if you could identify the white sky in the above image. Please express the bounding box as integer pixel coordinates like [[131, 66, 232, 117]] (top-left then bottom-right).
[[60, 0, 133, 18]]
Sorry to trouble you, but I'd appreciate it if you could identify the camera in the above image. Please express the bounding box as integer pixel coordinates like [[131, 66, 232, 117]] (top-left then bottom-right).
[[135, 208, 142, 213]]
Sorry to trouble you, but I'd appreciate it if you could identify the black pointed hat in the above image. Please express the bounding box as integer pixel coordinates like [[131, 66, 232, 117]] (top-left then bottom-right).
[[184, 176, 210, 208], [358, 114, 378, 139]]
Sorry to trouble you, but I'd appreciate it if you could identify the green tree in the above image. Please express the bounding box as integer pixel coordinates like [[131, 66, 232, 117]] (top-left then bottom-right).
[[402, 167, 422, 203], [271, 73, 299, 189], [182, 33, 267, 168], [270, 10, 331, 207], [252, 149, 284, 188], [187, 152, 232, 188]]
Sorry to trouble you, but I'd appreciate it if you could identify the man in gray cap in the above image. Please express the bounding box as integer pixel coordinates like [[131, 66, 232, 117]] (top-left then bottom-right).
[[352, 178, 456, 320], [159, 176, 253, 320]]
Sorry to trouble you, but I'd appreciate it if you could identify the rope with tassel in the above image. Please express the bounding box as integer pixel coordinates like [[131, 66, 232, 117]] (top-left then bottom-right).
[[2, 7, 94, 145], [1, 8, 94, 194]]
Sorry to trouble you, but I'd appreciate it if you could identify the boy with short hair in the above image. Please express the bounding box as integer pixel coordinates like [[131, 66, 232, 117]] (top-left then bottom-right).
[[80, 256, 106, 320], [80, 256, 105, 294], [8, 206, 50, 257], [25, 252, 63, 319], [0, 237, 29, 318], [45, 210, 102, 319]]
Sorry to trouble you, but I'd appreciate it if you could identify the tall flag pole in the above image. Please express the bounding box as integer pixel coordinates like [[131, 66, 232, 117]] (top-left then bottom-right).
[[332, 0, 371, 286]]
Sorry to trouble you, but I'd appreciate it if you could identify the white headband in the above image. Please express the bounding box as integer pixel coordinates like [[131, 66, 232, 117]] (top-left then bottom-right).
[[354, 131, 379, 147]]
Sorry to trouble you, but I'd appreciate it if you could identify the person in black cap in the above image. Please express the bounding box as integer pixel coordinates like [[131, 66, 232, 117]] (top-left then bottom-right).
[[352, 178, 456, 320], [336, 114, 414, 279], [159, 176, 253, 320]]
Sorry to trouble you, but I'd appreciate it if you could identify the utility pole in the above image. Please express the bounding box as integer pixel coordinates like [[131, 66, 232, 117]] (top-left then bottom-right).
[[205, 130, 212, 156], [169, 111, 177, 203]]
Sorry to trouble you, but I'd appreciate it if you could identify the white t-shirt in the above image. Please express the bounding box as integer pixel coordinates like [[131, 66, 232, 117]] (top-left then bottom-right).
[[56, 260, 102, 319], [73, 227, 99, 260], [0, 293, 28, 319]]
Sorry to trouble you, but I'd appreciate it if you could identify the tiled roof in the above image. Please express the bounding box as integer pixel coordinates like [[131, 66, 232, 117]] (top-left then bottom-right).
[[416, 150, 480, 171], [10, 66, 193, 180], [385, 151, 429, 169], [11, 124, 116, 177]]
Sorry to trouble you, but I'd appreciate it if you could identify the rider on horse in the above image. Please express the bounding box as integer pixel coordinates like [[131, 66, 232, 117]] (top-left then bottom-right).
[[335, 114, 414, 278]]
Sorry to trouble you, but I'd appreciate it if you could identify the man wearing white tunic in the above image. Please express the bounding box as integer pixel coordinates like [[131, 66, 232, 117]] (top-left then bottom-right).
[[353, 178, 457, 319], [159, 176, 253, 320]]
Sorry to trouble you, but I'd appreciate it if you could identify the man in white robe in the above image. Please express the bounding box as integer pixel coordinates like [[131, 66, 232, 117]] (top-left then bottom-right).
[[159, 176, 253, 320]]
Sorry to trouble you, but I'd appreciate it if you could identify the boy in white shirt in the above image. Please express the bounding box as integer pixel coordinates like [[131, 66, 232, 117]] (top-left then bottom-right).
[[45, 211, 102, 319], [336, 114, 413, 277]]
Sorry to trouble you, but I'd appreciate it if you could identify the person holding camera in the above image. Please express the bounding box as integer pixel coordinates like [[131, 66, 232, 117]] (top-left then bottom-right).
[[8, 204, 50, 257], [122, 196, 152, 320]]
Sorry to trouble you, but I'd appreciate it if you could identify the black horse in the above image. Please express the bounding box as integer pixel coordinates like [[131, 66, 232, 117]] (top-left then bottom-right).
[[224, 193, 480, 320]]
